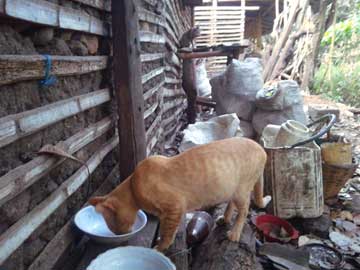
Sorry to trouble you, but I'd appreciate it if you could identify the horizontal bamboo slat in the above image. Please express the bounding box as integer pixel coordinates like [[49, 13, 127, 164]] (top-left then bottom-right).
[[1, 0, 109, 36], [139, 31, 166, 44], [144, 100, 159, 119], [71, 0, 111, 12], [0, 55, 108, 86], [0, 89, 110, 148], [143, 81, 164, 101], [138, 8, 166, 27], [141, 67, 164, 84], [0, 117, 113, 207], [146, 113, 162, 139], [0, 136, 118, 265], [27, 164, 119, 270], [140, 53, 165, 63]]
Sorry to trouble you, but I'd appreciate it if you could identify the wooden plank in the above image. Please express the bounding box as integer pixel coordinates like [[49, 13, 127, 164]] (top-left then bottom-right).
[[5, 0, 58, 26], [165, 77, 181, 84], [165, 36, 178, 53], [144, 101, 159, 120], [139, 31, 166, 44], [177, 48, 247, 60], [0, 55, 108, 86], [163, 98, 186, 113], [2, 0, 108, 36], [162, 105, 185, 127], [59, 6, 90, 32], [146, 127, 163, 155], [196, 96, 216, 108], [112, 0, 146, 180], [71, 0, 111, 12], [0, 89, 110, 148], [141, 67, 164, 84], [163, 87, 186, 98], [165, 65, 181, 77], [138, 8, 166, 27], [146, 113, 162, 138], [167, 53, 181, 68], [143, 81, 165, 101], [0, 136, 119, 265], [140, 53, 165, 63], [0, 117, 113, 207], [27, 164, 120, 270]]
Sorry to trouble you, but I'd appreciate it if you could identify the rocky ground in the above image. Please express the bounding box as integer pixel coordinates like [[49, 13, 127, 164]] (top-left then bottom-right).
[[168, 94, 360, 269]]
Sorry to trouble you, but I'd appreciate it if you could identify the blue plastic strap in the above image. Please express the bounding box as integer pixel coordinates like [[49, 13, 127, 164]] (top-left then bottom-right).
[[39, 54, 57, 87]]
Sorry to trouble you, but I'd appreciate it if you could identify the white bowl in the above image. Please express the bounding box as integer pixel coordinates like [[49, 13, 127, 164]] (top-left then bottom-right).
[[86, 246, 176, 270], [74, 206, 147, 244]]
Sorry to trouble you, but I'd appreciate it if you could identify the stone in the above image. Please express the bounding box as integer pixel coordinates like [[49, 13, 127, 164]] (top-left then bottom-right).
[[68, 40, 88, 56], [81, 35, 99, 55], [32, 27, 54, 45], [308, 105, 340, 122], [292, 215, 332, 238], [37, 38, 72, 55]]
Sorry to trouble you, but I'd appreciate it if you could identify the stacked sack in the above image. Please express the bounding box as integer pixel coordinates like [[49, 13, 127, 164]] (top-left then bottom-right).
[[210, 58, 307, 138], [210, 58, 263, 138], [253, 80, 307, 134]]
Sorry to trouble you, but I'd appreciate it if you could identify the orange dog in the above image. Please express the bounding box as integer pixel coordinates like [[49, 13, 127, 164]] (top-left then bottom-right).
[[89, 137, 271, 251]]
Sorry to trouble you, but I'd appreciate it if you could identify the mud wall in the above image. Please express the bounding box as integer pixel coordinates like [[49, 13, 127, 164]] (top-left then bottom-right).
[[0, 0, 191, 269]]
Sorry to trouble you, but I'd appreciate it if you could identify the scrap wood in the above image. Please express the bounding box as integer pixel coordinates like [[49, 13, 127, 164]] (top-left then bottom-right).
[[196, 96, 216, 108], [263, 0, 301, 81]]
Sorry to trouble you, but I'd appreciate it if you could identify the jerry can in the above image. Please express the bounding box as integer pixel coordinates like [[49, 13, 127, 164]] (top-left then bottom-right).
[[261, 115, 336, 219]]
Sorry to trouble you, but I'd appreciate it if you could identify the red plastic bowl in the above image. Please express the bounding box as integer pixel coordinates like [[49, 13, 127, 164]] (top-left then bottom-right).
[[255, 214, 299, 243]]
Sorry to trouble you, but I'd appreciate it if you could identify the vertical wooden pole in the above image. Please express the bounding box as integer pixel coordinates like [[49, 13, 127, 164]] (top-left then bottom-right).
[[112, 0, 146, 180]]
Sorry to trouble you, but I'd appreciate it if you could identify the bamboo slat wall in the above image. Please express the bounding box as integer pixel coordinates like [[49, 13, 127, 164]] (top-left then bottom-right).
[[0, 0, 191, 268], [0, 0, 115, 268], [139, 0, 191, 155]]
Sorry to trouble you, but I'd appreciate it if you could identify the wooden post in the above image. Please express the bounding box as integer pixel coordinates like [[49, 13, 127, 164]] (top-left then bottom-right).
[[112, 0, 146, 180]]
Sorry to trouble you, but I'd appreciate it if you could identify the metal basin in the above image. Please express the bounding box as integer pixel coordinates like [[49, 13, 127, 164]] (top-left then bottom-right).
[[74, 206, 147, 244], [86, 246, 176, 270]]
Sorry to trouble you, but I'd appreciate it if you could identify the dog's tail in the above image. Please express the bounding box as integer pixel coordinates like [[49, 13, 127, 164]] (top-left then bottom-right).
[[253, 175, 271, 208]]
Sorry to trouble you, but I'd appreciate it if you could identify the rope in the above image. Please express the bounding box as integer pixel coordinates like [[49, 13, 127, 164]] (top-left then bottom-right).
[[39, 54, 57, 87]]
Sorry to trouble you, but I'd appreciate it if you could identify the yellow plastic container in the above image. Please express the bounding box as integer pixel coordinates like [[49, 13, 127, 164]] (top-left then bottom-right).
[[321, 142, 352, 165]]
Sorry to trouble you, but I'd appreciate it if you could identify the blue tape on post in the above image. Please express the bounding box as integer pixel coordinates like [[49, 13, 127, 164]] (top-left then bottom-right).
[[39, 54, 57, 87]]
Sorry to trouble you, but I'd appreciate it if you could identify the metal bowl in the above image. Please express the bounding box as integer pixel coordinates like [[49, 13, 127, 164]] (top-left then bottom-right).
[[86, 246, 176, 270], [74, 206, 147, 244]]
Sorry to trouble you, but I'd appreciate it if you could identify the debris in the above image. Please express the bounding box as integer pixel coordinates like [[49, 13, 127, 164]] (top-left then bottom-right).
[[353, 214, 360, 226], [297, 215, 333, 239], [258, 243, 310, 270], [329, 232, 360, 253], [298, 235, 323, 247], [179, 113, 241, 152], [340, 211, 354, 221], [301, 243, 344, 270], [255, 214, 299, 243]]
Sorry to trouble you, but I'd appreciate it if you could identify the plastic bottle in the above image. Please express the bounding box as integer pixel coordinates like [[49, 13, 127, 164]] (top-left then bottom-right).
[[186, 211, 214, 246]]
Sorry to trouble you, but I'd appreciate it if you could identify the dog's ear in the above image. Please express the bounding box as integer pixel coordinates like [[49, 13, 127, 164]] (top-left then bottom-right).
[[88, 196, 106, 206]]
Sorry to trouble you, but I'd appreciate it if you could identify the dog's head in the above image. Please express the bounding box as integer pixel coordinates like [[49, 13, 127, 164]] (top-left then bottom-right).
[[88, 196, 135, 234]]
